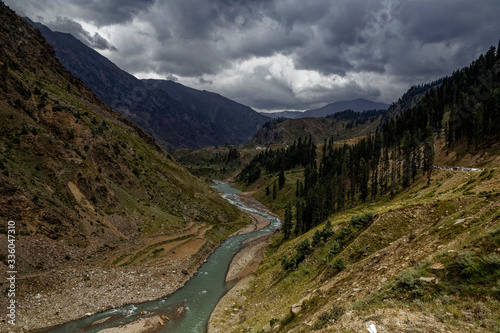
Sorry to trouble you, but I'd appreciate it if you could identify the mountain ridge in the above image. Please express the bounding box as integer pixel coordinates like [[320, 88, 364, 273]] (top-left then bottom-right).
[[260, 98, 389, 119], [28, 20, 270, 150], [0, 4, 246, 331]]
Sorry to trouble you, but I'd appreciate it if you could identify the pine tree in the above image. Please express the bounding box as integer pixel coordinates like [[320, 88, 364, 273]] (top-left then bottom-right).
[[278, 168, 286, 189], [272, 181, 277, 200], [423, 134, 435, 186], [294, 202, 303, 236], [282, 204, 292, 240]]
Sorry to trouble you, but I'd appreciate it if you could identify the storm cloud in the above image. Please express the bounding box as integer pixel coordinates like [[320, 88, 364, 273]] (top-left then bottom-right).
[[6, 0, 500, 111], [49, 17, 117, 51]]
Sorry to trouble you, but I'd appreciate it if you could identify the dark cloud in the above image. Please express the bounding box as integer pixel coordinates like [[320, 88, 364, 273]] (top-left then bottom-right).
[[65, 0, 155, 26], [48, 17, 117, 51], [6, 0, 500, 110], [199, 77, 213, 85], [166, 74, 179, 82]]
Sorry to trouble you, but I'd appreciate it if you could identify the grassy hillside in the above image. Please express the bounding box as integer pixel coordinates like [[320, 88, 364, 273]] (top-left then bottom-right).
[[212, 145, 500, 332], [210, 43, 500, 332], [246, 111, 383, 148], [0, 0, 246, 299]]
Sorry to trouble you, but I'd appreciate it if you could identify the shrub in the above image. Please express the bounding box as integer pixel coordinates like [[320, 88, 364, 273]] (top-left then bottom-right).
[[454, 251, 479, 278], [313, 304, 345, 329], [312, 230, 322, 247], [483, 253, 500, 268], [350, 212, 374, 228], [281, 255, 295, 271], [282, 239, 312, 271], [295, 239, 311, 262], [329, 241, 341, 256], [321, 220, 334, 241], [492, 280, 500, 300], [332, 258, 346, 271], [396, 267, 420, 289]]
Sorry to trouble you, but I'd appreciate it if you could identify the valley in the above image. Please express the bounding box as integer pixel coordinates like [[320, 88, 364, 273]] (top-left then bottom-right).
[[0, 1, 499, 333]]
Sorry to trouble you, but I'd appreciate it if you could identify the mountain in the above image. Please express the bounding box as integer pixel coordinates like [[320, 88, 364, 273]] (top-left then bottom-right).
[[247, 109, 385, 147], [260, 98, 389, 119], [28, 20, 270, 150], [0, 4, 245, 331], [380, 80, 443, 127], [212, 42, 500, 333]]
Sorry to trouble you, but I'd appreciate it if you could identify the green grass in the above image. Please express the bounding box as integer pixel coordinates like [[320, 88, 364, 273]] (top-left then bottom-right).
[[216, 163, 500, 332]]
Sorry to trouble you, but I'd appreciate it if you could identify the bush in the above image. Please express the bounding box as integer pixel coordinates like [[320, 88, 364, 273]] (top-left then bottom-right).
[[483, 253, 500, 268], [454, 251, 479, 278], [492, 280, 500, 300], [396, 267, 420, 289], [350, 212, 374, 228], [282, 239, 312, 271], [329, 241, 341, 256], [313, 304, 345, 329], [312, 230, 322, 247], [296, 239, 311, 262], [281, 255, 295, 271], [332, 258, 346, 271]]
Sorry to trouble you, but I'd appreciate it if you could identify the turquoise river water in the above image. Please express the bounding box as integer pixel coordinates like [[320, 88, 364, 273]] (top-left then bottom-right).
[[35, 181, 280, 333]]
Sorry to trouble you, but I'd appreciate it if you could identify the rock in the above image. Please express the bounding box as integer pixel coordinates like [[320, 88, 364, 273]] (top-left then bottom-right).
[[291, 303, 302, 316], [90, 316, 111, 326], [429, 262, 445, 270], [85, 312, 92, 317], [181, 269, 189, 275], [367, 323, 378, 333], [419, 277, 436, 283]]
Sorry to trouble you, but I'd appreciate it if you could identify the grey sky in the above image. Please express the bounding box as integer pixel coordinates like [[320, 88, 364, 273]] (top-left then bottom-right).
[[5, 0, 500, 111]]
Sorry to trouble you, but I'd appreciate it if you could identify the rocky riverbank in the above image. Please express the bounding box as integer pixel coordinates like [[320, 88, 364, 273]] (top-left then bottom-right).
[[2, 193, 275, 333], [208, 212, 274, 333], [4, 258, 191, 333]]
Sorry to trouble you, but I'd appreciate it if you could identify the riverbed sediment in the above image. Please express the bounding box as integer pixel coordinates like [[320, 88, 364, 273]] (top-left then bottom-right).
[[208, 211, 275, 333], [9, 191, 277, 333]]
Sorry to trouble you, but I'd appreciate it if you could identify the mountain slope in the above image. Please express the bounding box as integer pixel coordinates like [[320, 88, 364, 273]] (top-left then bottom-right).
[[0, 4, 245, 331], [305, 98, 389, 118], [29, 20, 270, 150], [380, 80, 442, 127], [209, 43, 500, 333], [261, 98, 389, 119], [211, 158, 500, 332], [247, 109, 385, 147]]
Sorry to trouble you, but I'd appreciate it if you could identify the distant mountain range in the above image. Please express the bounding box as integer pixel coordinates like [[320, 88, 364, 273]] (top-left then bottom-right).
[[28, 20, 270, 150], [260, 98, 389, 119]]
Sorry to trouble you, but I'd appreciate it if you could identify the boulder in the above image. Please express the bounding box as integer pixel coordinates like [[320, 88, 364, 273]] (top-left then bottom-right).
[[291, 303, 302, 316]]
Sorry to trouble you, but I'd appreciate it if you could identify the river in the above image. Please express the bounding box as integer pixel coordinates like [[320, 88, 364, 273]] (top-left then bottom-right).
[[34, 181, 280, 333]]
